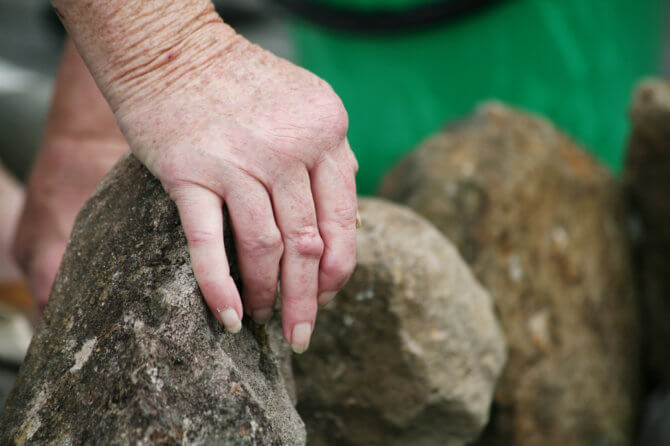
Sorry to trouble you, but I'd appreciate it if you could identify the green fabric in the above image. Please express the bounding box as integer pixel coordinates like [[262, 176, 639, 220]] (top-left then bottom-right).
[[318, 0, 438, 10], [291, 0, 666, 194]]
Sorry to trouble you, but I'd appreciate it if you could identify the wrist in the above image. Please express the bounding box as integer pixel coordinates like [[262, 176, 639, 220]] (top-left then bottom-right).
[[52, 0, 240, 112]]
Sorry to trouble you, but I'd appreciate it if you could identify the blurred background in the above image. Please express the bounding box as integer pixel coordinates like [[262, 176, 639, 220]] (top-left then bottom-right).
[[1, 0, 669, 441]]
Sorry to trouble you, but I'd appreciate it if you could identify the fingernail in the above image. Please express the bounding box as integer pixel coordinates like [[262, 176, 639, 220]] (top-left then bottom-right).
[[318, 291, 337, 307], [356, 211, 362, 229], [291, 322, 312, 354], [252, 308, 273, 324], [218, 308, 242, 333]]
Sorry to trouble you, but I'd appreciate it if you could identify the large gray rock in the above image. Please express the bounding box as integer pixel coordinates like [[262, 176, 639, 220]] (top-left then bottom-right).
[[294, 198, 507, 446], [625, 78, 670, 387], [379, 103, 640, 445], [0, 154, 305, 445]]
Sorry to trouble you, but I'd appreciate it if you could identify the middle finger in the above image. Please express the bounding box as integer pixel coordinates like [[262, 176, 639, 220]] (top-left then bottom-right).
[[271, 166, 323, 353]]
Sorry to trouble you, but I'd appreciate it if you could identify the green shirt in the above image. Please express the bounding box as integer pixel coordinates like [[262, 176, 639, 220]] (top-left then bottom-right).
[[290, 0, 666, 193]]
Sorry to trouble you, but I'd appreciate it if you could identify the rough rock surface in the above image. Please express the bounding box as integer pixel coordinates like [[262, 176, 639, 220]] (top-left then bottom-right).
[[625, 79, 670, 388], [293, 198, 507, 446], [0, 154, 305, 445], [379, 103, 640, 445]]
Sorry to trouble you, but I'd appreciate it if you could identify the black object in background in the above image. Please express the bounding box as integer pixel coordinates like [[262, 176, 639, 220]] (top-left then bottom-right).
[[273, 0, 507, 33]]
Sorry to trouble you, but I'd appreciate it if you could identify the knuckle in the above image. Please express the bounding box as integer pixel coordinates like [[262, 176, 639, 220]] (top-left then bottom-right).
[[322, 252, 356, 287], [239, 228, 284, 256], [163, 179, 196, 204], [333, 203, 357, 229], [286, 226, 324, 258], [158, 154, 190, 185], [187, 229, 219, 249], [157, 158, 211, 200], [321, 92, 349, 140], [306, 84, 349, 141], [319, 204, 357, 235]]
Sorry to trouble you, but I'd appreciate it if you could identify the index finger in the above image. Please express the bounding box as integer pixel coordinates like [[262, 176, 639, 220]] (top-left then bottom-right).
[[172, 185, 243, 333]]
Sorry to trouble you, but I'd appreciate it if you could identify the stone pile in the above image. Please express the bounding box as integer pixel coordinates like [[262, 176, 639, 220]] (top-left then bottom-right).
[[293, 198, 507, 446], [379, 103, 640, 445], [0, 155, 507, 445], [1, 99, 652, 445], [0, 154, 305, 445]]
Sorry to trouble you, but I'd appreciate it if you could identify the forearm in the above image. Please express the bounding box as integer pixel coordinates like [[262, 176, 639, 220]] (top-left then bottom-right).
[[50, 0, 239, 112], [24, 40, 128, 232], [49, 0, 357, 346], [45, 39, 123, 144]]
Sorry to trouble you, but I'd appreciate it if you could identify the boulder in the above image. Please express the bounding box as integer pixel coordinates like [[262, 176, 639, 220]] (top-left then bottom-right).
[[0, 154, 305, 445], [379, 103, 640, 445], [625, 78, 670, 387], [294, 198, 507, 446]]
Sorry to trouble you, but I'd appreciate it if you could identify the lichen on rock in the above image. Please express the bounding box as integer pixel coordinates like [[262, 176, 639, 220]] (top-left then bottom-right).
[[0, 153, 305, 445]]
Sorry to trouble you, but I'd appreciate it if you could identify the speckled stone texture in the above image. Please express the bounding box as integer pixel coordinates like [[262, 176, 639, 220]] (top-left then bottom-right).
[[379, 103, 640, 445], [625, 79, 670, 388], [0, 154, 305, 445], [294, 198, 507, 446]]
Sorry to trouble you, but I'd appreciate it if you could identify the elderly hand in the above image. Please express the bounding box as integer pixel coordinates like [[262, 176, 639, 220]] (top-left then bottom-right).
[[55, 1, 358, 352], [119, 37, 357, 354]]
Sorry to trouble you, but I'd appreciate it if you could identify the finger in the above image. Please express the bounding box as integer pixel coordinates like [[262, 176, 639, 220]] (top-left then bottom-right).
[[311, 149, 358, 307], [225, 177, 283, 324], [172, 185, 243, 333], [271, 167, 323, 354]]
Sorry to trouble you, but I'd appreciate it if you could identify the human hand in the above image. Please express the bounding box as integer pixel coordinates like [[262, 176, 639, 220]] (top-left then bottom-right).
[[108, 26, 358, 353], [53, 0, 358, 352]]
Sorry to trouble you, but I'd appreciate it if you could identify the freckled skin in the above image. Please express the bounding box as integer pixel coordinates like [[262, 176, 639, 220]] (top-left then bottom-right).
[[34, 0, 359, 349]]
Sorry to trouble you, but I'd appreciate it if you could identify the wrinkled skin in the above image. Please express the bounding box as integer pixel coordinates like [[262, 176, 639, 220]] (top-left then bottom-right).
[[115, 36, 358, 350], [20, 0, 358, 352]]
